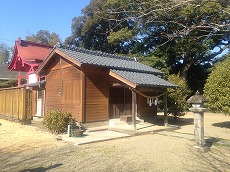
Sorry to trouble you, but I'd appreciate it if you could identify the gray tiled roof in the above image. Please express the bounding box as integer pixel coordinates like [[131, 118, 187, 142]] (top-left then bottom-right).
[[0, 64, 18, 80], [56, 45, 163, 75], [52, 45, 176, 88], [111, 70, 177, 88]]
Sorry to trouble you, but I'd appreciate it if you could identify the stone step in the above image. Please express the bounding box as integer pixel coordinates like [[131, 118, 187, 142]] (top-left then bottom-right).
[[120, 115, 132, 122], [86, 126, 109, 132], [109, 119, 128, 127], [84, 121, 109, 128], [109, 117, 145, 127]]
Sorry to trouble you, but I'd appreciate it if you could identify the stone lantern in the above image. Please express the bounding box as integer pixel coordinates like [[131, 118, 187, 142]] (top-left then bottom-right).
[[187, 91, 209, 152]]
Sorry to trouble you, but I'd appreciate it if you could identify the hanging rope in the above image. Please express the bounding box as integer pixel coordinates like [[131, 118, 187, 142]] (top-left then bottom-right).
[[129, 88, 176, 106], [129, 88, 167, 99], [129, 88, 167, 106]]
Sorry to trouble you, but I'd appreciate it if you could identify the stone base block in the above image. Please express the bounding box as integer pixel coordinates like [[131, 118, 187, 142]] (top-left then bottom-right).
[[193, 145, 210, 153]]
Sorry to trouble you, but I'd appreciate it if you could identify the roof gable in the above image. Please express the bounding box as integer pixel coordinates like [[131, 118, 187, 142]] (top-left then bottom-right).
[[15, 39, 53, 61], [8, 38, 53, 72]]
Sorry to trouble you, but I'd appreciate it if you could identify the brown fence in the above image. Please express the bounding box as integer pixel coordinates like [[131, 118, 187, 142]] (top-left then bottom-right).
[[0, 87, 32, 121]]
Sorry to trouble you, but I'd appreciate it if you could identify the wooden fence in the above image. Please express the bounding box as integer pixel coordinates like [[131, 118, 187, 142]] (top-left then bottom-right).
[[0, 87, 32, 121]]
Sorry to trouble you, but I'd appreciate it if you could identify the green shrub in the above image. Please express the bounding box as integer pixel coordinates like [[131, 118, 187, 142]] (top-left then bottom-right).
[[43, 110, 75, 134], [0, 79, 17, 88], [167, 74, 191, 117], [204, 55, 230, 115]]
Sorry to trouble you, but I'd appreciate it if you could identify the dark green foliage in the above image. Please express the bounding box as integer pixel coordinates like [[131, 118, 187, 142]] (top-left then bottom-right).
[[173, 63, 211, 93], [64, 0, 136, 54], [0, 79, 17, 88], [26, 30, 61, 46], [144, 0, 230, 81], [167, 74, 191, 117], [204, 55, 230, 115], [138, 54, 169, 75], [43, 110, 75, 134], [66, 0, 229, 93]]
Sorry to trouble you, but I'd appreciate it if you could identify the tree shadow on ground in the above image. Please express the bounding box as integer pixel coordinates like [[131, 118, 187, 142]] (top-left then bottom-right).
[[145, 115, 194, 126], [19, 163, 63, 172], [205, 137, 220, 147], [185, 147, 230, 171], [212, 121, 230, 129]]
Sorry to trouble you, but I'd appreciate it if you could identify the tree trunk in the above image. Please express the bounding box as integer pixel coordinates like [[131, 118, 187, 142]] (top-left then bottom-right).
[[180, 61, 192, 81]]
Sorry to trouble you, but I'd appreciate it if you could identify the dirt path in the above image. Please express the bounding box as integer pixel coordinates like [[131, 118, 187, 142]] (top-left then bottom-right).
[[0, 113, 230, 172]]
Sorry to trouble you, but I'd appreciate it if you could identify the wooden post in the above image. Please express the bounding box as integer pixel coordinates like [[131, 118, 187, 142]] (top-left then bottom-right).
[[22, 88, 26, 120], [163, 92, 168, 126], [18, 72, 21, 87], [132, 90, 137, 131], [81, 72, 85, 123], [42, 89, 46, 117]]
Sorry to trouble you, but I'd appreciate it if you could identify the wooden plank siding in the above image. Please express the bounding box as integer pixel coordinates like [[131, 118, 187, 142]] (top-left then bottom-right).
[[44, 56, 109, 123], [43, 54, 158, 123], [84, 67, 109, 122], [45, 69, 62, 111], [0, 88, 32, 120], [45, 56, 83, 122], [137, 93, 157, 117]]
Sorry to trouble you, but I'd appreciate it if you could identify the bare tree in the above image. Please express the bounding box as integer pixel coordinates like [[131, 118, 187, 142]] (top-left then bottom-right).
[[0, 43, 11, 64], [98, 0, 230, 79]]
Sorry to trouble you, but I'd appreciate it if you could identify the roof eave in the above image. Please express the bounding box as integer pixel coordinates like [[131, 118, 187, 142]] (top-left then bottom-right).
[[137, 84, 177, 89], [55, 48, 82, 67], [109, 70, 137, 88], [7, 42, 18, 70], [36, 48, 82, 75]]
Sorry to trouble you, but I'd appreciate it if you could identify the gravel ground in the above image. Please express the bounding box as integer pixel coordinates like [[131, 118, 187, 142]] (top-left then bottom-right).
[[0, 112, 229, 172], [173, 112, 230, 140]]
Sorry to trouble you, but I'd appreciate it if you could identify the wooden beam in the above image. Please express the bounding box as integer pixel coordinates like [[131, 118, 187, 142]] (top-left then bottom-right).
[[163, 92, 168, 126], [132, 90, 137, 131], [36, 49, 56, 75], [109, 70, 137, 88]]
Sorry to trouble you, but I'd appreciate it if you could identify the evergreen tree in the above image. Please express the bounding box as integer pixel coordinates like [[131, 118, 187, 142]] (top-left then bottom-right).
[[66, 0, 230, 92], [167, 74, 191, 116], [26, 30, 61, 46], [204, 54, 230, 115]]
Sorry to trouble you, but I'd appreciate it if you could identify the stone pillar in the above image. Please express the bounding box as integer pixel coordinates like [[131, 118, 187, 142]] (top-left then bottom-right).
[[189, 108, 206, 149]]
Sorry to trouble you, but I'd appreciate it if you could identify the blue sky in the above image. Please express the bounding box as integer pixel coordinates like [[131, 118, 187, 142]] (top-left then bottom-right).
[[0, 0, 90, 47]]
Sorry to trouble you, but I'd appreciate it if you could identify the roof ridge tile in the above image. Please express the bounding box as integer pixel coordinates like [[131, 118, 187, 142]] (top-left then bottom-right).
[[56, 44, 135, 62], [55, 43, 163, 75]]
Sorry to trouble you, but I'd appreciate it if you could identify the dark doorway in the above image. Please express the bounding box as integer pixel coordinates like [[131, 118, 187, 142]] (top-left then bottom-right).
[[109, 87, 132, 118]]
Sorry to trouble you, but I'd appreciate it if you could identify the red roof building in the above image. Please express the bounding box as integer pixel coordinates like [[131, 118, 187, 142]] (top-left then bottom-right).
[[8, 38, 53, 86]]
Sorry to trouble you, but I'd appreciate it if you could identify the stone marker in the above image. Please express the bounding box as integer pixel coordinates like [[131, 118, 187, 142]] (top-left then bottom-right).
[[187, 91, 209, 152]]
